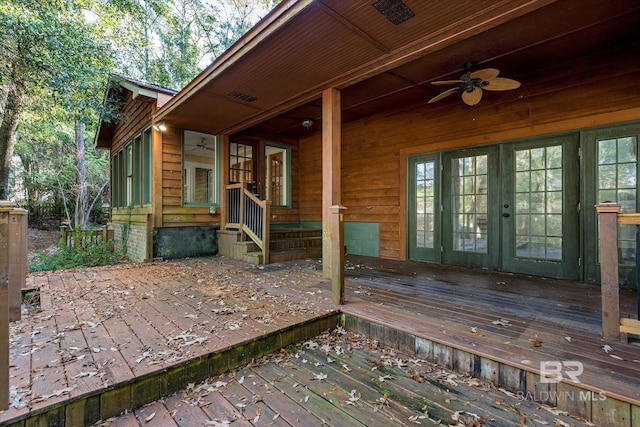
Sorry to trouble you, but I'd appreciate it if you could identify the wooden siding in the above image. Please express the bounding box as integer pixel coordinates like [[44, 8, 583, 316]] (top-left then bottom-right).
[[111, 92, 154, 154], [298, 44, 640, 261], [110, 92, 156, 225], [159, 128, 302, 228]]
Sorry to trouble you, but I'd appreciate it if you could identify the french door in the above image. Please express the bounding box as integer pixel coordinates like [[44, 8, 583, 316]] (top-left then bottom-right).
[[409, 135, 580, 280]]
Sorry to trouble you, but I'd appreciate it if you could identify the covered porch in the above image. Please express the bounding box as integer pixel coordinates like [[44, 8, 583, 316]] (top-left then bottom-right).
[[1, 255, 638, 426]]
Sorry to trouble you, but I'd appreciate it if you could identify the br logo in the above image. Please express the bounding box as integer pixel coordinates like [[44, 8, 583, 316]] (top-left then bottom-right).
[[540, 361, 584, 383]]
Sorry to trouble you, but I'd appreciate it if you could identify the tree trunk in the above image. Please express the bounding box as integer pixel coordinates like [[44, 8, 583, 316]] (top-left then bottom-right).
[[75, 119, 89, 229], [0, 78, 25, 200]]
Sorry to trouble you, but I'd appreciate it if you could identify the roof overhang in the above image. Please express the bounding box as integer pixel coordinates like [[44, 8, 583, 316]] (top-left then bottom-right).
[[155, 0, 640, 139], [95, 75, 177, 149]]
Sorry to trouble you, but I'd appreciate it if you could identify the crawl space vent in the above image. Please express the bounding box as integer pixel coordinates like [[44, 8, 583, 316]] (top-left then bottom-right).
[[373, 0, 415, 25]]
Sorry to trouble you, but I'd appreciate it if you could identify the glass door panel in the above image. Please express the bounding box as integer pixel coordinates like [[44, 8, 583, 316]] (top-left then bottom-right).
[[442, 147, 499, 269], [502, 135, 579, 279], [583, 123, 640, 286], [408, 154, 440, 262]]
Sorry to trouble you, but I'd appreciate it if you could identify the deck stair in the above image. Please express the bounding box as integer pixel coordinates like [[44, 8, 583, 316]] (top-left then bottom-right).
[[221, 227, 322, 265]]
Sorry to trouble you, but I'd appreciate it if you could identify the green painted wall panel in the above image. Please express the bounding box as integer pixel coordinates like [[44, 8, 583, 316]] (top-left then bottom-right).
[[156, 226, 219, 259], [299, 221, 379, 257]]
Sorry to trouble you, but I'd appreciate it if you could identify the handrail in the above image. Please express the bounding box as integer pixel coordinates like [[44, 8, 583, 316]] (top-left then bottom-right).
[[224, 182, 271, 263], [596, 202, 640, 341], [617, 213, 640, 225]]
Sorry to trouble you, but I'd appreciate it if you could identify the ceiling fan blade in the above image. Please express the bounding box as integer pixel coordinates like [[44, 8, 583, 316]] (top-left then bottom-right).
[[462, 87, 483, 106], [483, 77, 521, 91], [431, 80, 463, 85], [428, 87, 459, 103], [470, 68, 499, 80]]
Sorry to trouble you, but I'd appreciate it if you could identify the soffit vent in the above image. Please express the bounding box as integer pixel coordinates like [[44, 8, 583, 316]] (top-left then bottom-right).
[[228, 91, 257, 102], [373, 0, 415, 25]]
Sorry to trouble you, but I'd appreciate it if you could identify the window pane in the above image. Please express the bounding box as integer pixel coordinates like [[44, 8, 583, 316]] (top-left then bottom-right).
[[265, 144, 289, 206], [451, 155, 488, 253], [597, 136, 638, 264], [514, 145, 563, 260], [415, 160, 435, 248], [184, 131, 218, 205]]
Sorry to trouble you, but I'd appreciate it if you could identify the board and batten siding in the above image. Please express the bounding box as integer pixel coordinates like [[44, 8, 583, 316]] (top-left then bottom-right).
[[298, 43, 640, 261]]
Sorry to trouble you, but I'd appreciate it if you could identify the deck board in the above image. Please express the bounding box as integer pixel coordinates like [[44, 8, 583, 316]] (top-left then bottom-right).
[[3, 255, 638, 426]]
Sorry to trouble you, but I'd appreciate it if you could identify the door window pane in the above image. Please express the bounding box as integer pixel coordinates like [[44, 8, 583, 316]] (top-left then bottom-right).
[[265, 144, 289, 206], [597, 136, 638, 266], [415, 160, 435, 248], [514, 145, 563, 260], [451, 155, 488, 253]]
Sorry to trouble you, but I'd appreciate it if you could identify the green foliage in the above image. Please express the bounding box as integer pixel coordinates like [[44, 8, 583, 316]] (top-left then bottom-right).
[[28, 239, 127, 273]]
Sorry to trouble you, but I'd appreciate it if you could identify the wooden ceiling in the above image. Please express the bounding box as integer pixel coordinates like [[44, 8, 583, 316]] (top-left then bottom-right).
[[156, 0, 640, 139]]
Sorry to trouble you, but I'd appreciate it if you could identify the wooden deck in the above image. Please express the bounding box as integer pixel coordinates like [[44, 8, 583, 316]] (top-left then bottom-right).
[[1, 255, 639, 426], [98, 328, 591, 427]]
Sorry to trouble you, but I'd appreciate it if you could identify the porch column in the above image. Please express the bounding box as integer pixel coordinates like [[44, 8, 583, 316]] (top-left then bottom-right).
[[596, 202, 620, 340], [220, 134, 230, 230], [322, 88, 342, 281], [151, 126, 164, 229]]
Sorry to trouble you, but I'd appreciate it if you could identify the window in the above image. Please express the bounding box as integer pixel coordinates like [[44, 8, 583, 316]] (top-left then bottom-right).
[[143, 129, 152, 204], [125, 143, 133, 206], [111, 127, 153, 209], [265, 144, 290, 206], [183, 130, 219, 206]]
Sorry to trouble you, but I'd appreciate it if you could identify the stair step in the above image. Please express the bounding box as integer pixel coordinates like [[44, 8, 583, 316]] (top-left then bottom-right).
[[270, 236, 322, 251]]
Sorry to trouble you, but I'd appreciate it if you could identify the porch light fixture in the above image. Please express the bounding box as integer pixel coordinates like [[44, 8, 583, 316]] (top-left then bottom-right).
[[301, 118, 314, 130], [153, 121, 167, 132]]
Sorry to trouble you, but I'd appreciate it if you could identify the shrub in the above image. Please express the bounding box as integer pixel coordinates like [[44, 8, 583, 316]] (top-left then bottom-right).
[[29, 239, 127, 272]]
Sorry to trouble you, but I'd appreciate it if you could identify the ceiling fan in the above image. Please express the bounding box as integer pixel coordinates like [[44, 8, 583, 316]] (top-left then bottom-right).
[[189, 138, 215, 152], [428, 61, 521, 106]]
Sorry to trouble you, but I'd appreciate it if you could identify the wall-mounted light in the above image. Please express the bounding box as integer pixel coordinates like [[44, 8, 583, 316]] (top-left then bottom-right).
[[301, 118, 314, 130], [153, 121, 167, 132]]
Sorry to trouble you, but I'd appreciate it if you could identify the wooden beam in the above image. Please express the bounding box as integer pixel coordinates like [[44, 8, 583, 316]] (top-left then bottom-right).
[[322, 88, 342, 279], [596, 202, 621, 340]]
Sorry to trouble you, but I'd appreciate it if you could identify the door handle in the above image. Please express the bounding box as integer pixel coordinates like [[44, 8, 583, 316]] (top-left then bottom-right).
[[502, 212, 510, 218]]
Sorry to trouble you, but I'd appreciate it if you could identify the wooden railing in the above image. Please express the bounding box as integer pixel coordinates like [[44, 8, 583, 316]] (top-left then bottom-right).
[[596, 202, 640, 341], [225, 183, 271, 263], [59, 227, 114, 249]]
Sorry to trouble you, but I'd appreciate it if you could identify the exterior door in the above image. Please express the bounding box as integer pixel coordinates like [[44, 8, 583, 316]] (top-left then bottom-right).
[[410, 136, 580, 280], [442, 147, 500, 269], [501, 135, 580, 279], [583, 123, 640, 286], [408, 154, 441, 262]]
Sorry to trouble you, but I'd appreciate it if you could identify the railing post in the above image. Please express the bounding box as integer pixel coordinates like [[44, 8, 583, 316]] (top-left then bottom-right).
[[262, 201, 271, 264], [0, 201, 15, 410], [9, 208, 27, 322], [330, 205, 347, 305], [596, 202, 621, 340]]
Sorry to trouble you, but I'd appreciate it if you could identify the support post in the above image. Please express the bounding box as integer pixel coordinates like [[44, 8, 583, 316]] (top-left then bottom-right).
[[8, 208, 27, 322], [596, 202, 621, 340], [322, 88, 341, 279], [220, 134, 230, 230], [0, 201, 13, 410], [330, 205, 346, 304]]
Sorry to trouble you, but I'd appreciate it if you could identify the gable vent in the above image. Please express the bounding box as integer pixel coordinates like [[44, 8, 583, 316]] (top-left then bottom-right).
[[373, 0, 415, 25], [228, 91, 257, 102]]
